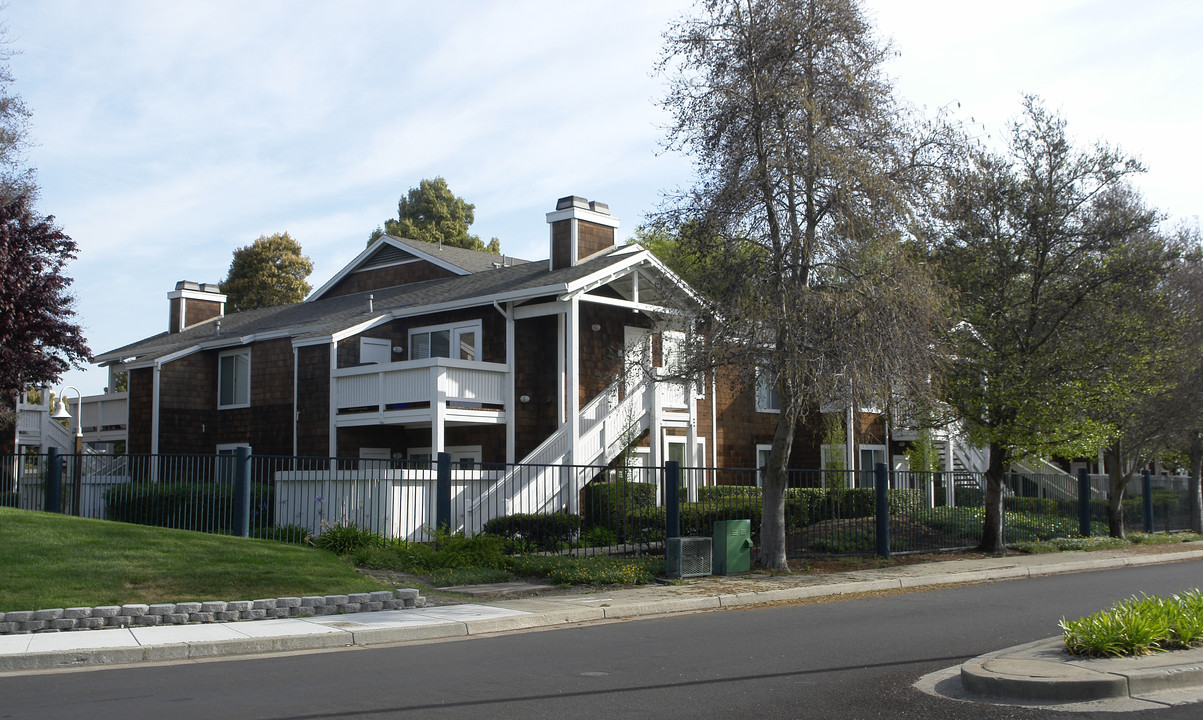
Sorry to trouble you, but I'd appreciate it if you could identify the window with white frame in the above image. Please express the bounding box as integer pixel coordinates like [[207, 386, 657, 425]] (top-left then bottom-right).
[[409, 321, 480, 361], [756, 444, 773, 487], [755, 368, 780, 413], [218, 349, 250, 409]]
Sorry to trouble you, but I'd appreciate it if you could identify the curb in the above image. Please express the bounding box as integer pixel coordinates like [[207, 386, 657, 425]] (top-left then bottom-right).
[[3, 547, 1203, 674], [960, 636, 1203, 703]]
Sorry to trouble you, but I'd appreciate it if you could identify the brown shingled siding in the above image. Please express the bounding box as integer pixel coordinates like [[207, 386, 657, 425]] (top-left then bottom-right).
[[550, 220, 571, 271], [321, 261, 459, 299], [127, 368, 154, 454], [296, 344, 330, 457], [577, 220, 615, 261], [184, 298, 222, 329], [514, 314, 559, 459]]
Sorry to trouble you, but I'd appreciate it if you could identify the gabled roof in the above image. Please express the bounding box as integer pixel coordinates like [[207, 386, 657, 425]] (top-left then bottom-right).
[[94, 243, 699, 369], [307, 235, 529, 301]]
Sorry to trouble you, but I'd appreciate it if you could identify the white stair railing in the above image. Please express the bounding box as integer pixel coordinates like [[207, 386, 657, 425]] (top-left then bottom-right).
[[463, 375, 653, 532], [1010, 458, 1105, 501]]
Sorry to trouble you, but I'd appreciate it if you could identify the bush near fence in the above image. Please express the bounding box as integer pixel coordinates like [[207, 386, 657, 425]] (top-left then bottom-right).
[[607, 487, 925, 549], [481, 512, 581, 553], [103, 481, 273, 533], [581, 479, 656, 541]]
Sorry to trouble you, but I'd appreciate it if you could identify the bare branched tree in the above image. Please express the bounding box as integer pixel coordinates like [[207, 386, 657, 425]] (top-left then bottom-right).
[[655, 0, 949, 570]]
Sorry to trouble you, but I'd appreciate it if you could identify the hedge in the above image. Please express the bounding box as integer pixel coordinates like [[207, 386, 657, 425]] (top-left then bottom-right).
[[582, 478, 656, 541], [102, 481, 273, 533], [482, 512, 581, 553]]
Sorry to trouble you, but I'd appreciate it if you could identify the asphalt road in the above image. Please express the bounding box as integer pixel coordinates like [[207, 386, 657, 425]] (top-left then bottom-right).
[[4, 560, 1203, 719]]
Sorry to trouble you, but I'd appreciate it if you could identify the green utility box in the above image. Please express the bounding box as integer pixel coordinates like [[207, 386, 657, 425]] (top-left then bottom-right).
[[712, 519, 753, 575]]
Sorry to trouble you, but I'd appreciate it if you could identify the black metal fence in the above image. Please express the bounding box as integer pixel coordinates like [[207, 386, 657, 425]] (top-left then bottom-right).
[[2, 450, 1196, 561]]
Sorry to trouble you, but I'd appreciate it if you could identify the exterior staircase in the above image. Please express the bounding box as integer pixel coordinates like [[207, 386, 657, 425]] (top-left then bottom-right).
[[462, 375, 654, 533]]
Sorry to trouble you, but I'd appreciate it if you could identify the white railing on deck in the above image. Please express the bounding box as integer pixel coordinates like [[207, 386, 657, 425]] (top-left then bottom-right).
[[333, 357, 508, 413]]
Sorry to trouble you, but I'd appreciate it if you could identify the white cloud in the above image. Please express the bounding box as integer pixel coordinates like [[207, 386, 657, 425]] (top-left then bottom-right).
[[6, 0, 1199, 394]]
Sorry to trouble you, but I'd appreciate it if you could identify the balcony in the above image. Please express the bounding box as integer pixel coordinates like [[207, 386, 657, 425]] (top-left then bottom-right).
[[332, 357, 509, 427]]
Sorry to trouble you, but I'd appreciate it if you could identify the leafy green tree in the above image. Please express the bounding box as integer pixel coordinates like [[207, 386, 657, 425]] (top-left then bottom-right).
[[656, 0, 949, 571], [369, 177, 500, 253], [219, 232, 314, 312], [931, 97, 1176, 551]]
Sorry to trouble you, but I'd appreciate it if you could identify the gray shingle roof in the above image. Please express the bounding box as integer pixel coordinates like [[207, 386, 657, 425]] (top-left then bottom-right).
[[94, 245, 645, 365]]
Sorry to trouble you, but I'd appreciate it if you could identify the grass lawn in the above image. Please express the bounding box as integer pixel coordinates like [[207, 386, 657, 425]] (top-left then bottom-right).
[[0, 508, 385, 611]]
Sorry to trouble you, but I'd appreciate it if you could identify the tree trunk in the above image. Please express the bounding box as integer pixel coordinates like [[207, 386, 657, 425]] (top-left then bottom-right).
[[977, 441, 1007, 554], [1191, 429, 1203, 534], [759, 410, 797, 572], [1105, 443, 1128, 539]]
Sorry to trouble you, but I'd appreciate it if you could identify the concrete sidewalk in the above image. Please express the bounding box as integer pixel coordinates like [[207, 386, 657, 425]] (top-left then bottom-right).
[[4, 544, 1203, 686]]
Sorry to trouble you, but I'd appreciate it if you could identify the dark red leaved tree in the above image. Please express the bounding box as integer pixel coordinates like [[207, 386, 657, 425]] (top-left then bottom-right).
[[0, 193, 90, 420]]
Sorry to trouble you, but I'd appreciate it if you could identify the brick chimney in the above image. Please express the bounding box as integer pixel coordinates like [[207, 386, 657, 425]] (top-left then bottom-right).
[[545, 196, 620, 271], [168, 281, 226, 333]]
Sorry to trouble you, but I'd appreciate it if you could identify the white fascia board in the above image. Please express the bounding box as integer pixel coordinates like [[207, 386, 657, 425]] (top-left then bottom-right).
[[513, 301, 568, 319], [628, 249, 709, 309], [574, 294, 691, 317], [293, 335, 333, 348], [331, 315, 393, 343], [558, 249, 703, 311], [168, 288, 228, 303], [306, 238, 388, 301], [544, 207, 622, 228]]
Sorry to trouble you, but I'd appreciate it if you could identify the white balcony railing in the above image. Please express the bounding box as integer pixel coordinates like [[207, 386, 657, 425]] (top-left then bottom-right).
[[333, 357, 508, 415]]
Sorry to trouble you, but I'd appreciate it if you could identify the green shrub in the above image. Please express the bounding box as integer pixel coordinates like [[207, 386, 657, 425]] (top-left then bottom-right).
[[102, 481, 273, 533], [582, 478, 656, 539], [311, 522, 384, 554], [580, 525, 618, 548], [482, 512, 581, 553], [1062, 590, 1203, 657]]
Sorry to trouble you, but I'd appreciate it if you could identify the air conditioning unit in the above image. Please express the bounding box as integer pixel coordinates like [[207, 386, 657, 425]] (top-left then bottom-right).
[[666, 536, 713, 578]]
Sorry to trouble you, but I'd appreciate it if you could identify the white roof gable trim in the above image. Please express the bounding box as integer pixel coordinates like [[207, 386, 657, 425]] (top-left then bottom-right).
[[306, 236, 471, 301]]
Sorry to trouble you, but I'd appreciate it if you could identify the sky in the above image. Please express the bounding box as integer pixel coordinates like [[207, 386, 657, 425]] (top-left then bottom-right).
[[6, 0, 1201, 396]]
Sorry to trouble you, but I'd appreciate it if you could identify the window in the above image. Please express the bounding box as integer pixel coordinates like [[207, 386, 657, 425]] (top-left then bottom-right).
[[410, 321, 481, 361], [755, 369, 780, 413], [756, 444, 773, 487], [218, 349, 250, 408], [858, 445, 886, 488]]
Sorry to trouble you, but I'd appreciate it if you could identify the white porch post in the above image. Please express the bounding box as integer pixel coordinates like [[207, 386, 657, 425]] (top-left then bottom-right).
[[686, 379, 698, 502], [945, 436, 956, 508], [566, 296, 580, 515], [845, 403, 855, 486], [328, 342, 338, 466], [431, 365, 446, 457], [505, 301, 515, 465]]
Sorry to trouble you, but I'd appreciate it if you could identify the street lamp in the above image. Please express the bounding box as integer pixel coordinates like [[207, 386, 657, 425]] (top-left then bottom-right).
[[51, 385, 83, 514]]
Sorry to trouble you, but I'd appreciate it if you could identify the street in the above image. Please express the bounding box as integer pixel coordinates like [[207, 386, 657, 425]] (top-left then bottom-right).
[[4, 560, 1203, 719]]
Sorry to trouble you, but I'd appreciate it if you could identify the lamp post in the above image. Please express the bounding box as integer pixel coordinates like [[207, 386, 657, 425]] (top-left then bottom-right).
[[51, 385, 83, 515]]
